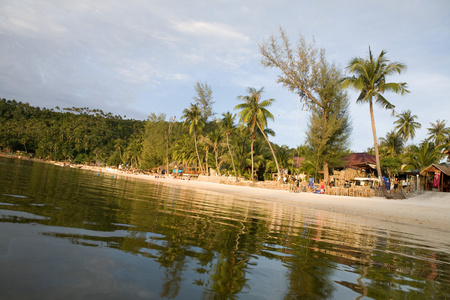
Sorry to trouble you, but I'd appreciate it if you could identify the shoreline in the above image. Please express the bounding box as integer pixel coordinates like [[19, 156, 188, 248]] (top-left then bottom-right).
[[81, 165, 450, 237], [2, 154, 449, 237]]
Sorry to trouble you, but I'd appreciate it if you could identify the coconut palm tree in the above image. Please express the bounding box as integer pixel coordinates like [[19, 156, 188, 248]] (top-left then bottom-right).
[[394, 109, 421, 147], [235, 87, 281, 182], [426, 119, 450, 148], [201, 129, 223, 176], [172, 135, 196, 166], [378, 130, 403, 158], [181, 103, 205, 173], [403, 142, 441, 171], [266, 145, 294, 175], [342, 48, 409, 188], [221, 112, 238, 181]]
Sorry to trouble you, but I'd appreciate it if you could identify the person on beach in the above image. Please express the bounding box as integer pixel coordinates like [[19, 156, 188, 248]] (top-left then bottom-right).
[[320, 181, 325, 194], [394, 177, 399, 191]]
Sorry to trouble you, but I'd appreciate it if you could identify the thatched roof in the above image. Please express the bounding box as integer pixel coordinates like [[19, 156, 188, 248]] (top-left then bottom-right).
[[342, 153, 377, 169], [420, 164, 450, 176]]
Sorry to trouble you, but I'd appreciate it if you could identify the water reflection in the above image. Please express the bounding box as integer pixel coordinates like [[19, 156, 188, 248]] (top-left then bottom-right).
[[0, 157, 449, 299]]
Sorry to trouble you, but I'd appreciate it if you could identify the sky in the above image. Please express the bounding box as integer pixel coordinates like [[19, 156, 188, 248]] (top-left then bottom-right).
[[1, 0, 449, 151]]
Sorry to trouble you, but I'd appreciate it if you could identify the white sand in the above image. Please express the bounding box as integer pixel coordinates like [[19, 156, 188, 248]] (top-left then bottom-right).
[[85, 167, 450, 241]]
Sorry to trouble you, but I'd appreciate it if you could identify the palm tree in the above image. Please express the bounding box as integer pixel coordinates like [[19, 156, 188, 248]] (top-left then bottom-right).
[[201, 130, 223, 176], [342, 48, 409, 188], [267, 145, 294, 175], [394, 109, 421, 147], [426, 119, 450, 147], [235, 87, 281, 182], [172, 135, 196, 166], [379, 130, 403, 158], [403, 142, 441, 171], [181, 103, 205, 173], [221, 112, 238, 181]]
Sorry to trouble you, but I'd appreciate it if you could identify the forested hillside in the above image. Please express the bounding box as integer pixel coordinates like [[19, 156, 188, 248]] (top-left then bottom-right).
[[0, 98, 143, 166]]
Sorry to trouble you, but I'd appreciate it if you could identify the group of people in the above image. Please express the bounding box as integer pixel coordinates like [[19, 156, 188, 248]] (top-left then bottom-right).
[[287, 175, 326, 194], [392, 177, 409, 192]]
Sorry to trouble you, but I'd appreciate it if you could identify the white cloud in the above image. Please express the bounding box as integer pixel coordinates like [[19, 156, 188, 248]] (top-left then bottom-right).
[[0, 0, 449, 150], [172, 20, 249, 42]]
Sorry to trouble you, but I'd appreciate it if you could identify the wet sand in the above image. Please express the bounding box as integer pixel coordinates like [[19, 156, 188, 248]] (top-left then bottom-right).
[[85, 166, 450, 238]]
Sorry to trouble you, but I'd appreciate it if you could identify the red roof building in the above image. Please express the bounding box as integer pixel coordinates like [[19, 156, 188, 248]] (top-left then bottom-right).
[[341, 153, 377, 170]]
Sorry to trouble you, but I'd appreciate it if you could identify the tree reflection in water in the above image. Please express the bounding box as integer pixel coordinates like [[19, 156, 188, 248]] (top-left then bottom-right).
[[1, 157, 450, 299]]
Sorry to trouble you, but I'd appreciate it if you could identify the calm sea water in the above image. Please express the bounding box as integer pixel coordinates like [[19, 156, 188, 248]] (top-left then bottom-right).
[[0, 157, 449, 299]]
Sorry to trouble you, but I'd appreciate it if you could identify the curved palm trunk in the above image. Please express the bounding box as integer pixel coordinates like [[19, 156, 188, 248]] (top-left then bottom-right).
[[205, 146, 209, 176], [214, 150, 221, 176], [250, 138, 255, 182], [226, 134, 238, 182], [257, 122, 282, 182], [369, 100, 383, 188], [193, 130, 203, 174]]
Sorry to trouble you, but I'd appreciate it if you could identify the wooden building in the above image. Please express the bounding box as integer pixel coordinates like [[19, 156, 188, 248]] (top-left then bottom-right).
[[420, 164, 450, 192], [335, 152, 377, 177]]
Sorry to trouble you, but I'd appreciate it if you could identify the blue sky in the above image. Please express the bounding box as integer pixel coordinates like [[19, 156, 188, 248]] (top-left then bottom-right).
[[1, 0, 449, 151]]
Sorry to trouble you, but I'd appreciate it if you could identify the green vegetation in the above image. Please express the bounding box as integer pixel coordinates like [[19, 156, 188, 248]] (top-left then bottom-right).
[[0, 99, 143, 165], [259, 28, 351, 183], [342, 48, 410, 185], [2, 33, 449, 184], [235, 87, 280, 182]]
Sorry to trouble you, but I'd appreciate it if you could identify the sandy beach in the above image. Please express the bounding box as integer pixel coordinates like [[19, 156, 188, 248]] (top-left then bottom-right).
[[82, 166, 450, 239]]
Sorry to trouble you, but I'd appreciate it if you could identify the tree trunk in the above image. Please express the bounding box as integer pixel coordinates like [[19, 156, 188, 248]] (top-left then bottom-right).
[[323, 162, 329, 183], [165, 116, 175, 175], [251, 138, 254, 182], [226, 135, 238, 182], [323, 110, 329, 184], [257, 122, 282, 182], [205, 147, 209, 176], [193, 130, 203, 174], [214, 150, 221, 176], [369, 100, 385, 192], [165, 145, 170, 175]]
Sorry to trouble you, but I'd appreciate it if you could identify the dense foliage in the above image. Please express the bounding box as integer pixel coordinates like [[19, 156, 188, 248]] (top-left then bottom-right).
[[3, 32, 447, 182], [0, 99, 143, 165]]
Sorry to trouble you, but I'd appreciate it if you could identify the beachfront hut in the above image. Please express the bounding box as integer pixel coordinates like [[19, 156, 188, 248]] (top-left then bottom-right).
[[331, 153, 378, 187], [420, 164, 450, 192], [342, 153, 377, 173]]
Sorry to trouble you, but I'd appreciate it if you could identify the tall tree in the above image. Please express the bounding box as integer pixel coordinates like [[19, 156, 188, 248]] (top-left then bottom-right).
[[426, 119, 450, 148], [182, 103, 205, 173], [202, 129, 223, 176], [403, 142, 441, 171], [193, 81, 215, 122], [305, 59, 351, 180], [235, 87, 281, 182], [141, 113, 166, 169], [164, 116, 176, 174], [378, 130, 403, 158], [259, 28, 350, 183], [342, 48, 409, 190], [221, 112, 238, 181], [393, 109, 421, 147]]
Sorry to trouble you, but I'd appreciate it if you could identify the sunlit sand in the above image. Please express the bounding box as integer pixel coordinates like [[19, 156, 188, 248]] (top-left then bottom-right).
[[82, 166, 450, 236]]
